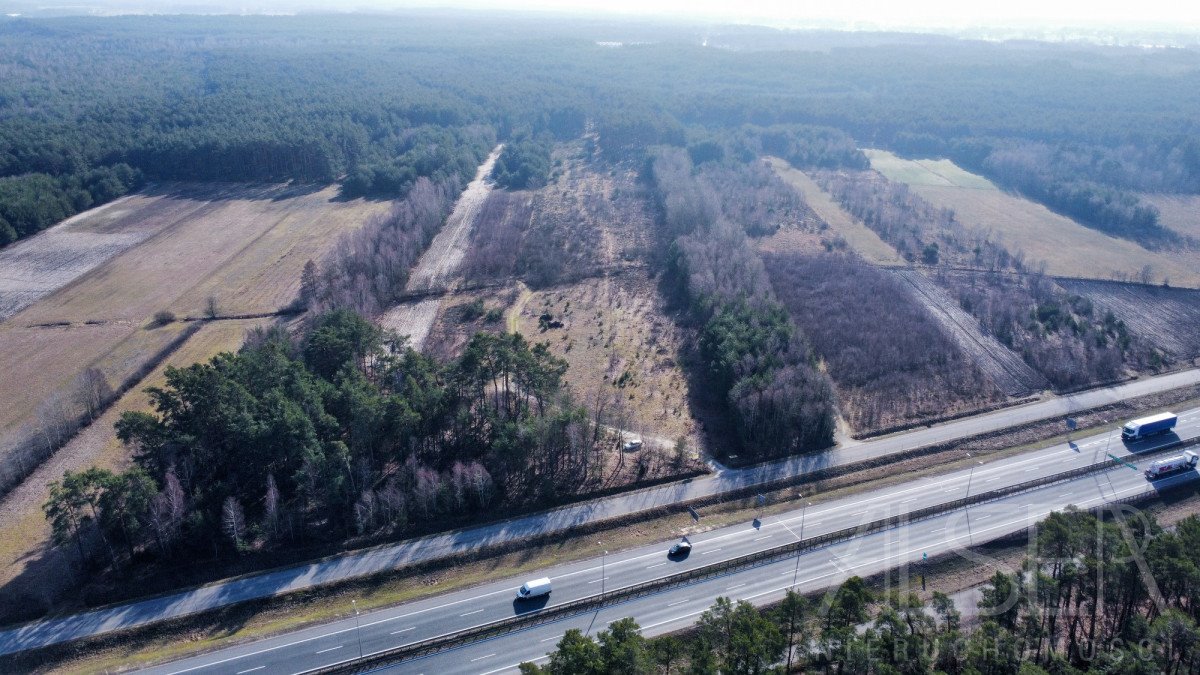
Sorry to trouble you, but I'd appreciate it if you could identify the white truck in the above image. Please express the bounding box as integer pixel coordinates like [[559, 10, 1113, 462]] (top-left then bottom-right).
[[1122, 412, 1178, 441], [1144, 450, 1199, 479], [515, 577, 552, 600]]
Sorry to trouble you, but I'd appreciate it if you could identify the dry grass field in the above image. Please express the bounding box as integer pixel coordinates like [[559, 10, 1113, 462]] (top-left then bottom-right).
[[867, 151, 1200, 287], [765, 157, 905, 265], [12, 183, 388, 325], [513, 275, 700, 445], [0, 317, 277, 621], [0, 182, 384, 618], [863, 149, 998, 190], [1141, 194, 1200, 240], [0, 322, 188, 446]]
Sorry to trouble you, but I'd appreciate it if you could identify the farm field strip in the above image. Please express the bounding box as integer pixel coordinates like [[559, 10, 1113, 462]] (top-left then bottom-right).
[[765, 158, 905, 265], [11, 183, 386, 325], [0, 190, 224, 322], [865, 151, 1200, 287]]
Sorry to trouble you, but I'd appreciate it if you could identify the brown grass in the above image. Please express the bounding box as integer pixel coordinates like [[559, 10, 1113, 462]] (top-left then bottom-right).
[[765, 157, 905, 265], [0, 322, 186, 442], [515, 274, 699, 446], [0, 318, 277, 621], [12, 184, 387, 324], [1140, 193, 1200, 240]]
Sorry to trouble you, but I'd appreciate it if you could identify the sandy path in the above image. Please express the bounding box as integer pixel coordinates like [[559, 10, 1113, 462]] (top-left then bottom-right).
[[379, 145, 502, 349]]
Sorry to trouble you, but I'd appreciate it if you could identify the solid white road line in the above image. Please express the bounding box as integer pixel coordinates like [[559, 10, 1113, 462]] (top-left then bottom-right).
[[480, 655, 548, 675]]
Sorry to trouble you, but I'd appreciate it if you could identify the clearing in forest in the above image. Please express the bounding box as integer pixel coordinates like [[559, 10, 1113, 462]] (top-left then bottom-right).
[[513, 275, 699, 445], [1056, 279, 1200, 361], [863, 149, 998, 190], [765, 157, 905, 265], [867, 151, 1200, 287], [435, 144, 701, 452], [0, 317, 278, 622]]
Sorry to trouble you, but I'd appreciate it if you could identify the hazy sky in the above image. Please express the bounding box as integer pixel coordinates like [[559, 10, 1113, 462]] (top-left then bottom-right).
[[403, 0, 1200, 30]]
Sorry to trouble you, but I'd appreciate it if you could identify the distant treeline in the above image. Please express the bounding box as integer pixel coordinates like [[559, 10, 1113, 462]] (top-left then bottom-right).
[[3, 13, 1199, 246]]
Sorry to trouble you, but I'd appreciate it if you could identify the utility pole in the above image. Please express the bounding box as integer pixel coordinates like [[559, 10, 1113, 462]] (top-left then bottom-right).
[[965, 456, 983, 544], [352, 599, 363, 659], [600, 543, 607, 595], [793, 496, 810, 588]]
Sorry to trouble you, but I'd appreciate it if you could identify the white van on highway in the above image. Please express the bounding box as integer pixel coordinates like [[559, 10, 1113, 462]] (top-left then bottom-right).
[[516, 577, 552, 599]]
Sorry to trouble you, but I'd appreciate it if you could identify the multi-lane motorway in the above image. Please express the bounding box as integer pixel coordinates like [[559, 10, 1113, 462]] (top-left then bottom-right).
[[137, 410, 1200, 675], [4, 370, 1198, 658]]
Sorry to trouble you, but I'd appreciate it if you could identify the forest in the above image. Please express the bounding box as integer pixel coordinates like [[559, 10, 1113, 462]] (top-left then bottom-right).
[[650, 148, 836, 460], [525, 508, 1200, 674], [44, 310, 624, 569], [1, 13, 1199, 247]]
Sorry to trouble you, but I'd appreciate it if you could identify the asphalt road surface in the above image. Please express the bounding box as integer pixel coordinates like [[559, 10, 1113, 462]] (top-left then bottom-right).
[[136, 412, 1200, 675], [2, 370, 1196, 656]]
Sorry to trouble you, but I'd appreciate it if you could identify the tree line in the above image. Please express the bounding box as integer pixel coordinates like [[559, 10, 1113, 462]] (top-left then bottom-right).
[[3, 14, 1199, 249], [649, 148, 836, 460], [44, 310, 621, 570], [0, 164, 142, 245], [526, 507, 1200, 673], [942, 270, 1161, 390]]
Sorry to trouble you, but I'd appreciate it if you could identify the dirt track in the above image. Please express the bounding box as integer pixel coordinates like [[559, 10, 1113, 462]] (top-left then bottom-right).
[[894, 268, 1049, 396], [379, 145, 502, 350]]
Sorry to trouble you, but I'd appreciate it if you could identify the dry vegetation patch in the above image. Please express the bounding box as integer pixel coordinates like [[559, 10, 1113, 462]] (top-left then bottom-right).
[[762, 252, 1006, 433], [514, 275, 699, 447], [1055, 279, 1200, 361]]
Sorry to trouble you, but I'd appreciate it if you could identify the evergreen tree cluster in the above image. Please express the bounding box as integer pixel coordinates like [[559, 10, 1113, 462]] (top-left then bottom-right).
[[45, 310, 611, 566]]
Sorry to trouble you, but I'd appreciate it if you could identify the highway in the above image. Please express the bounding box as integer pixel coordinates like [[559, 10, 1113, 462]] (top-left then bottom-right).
[[3, 370, 1197, 657], [133, 412, 1200, 675]]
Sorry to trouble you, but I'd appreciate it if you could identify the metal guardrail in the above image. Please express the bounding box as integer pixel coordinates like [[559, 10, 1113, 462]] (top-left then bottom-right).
[[313, 442, 1200, 674]]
